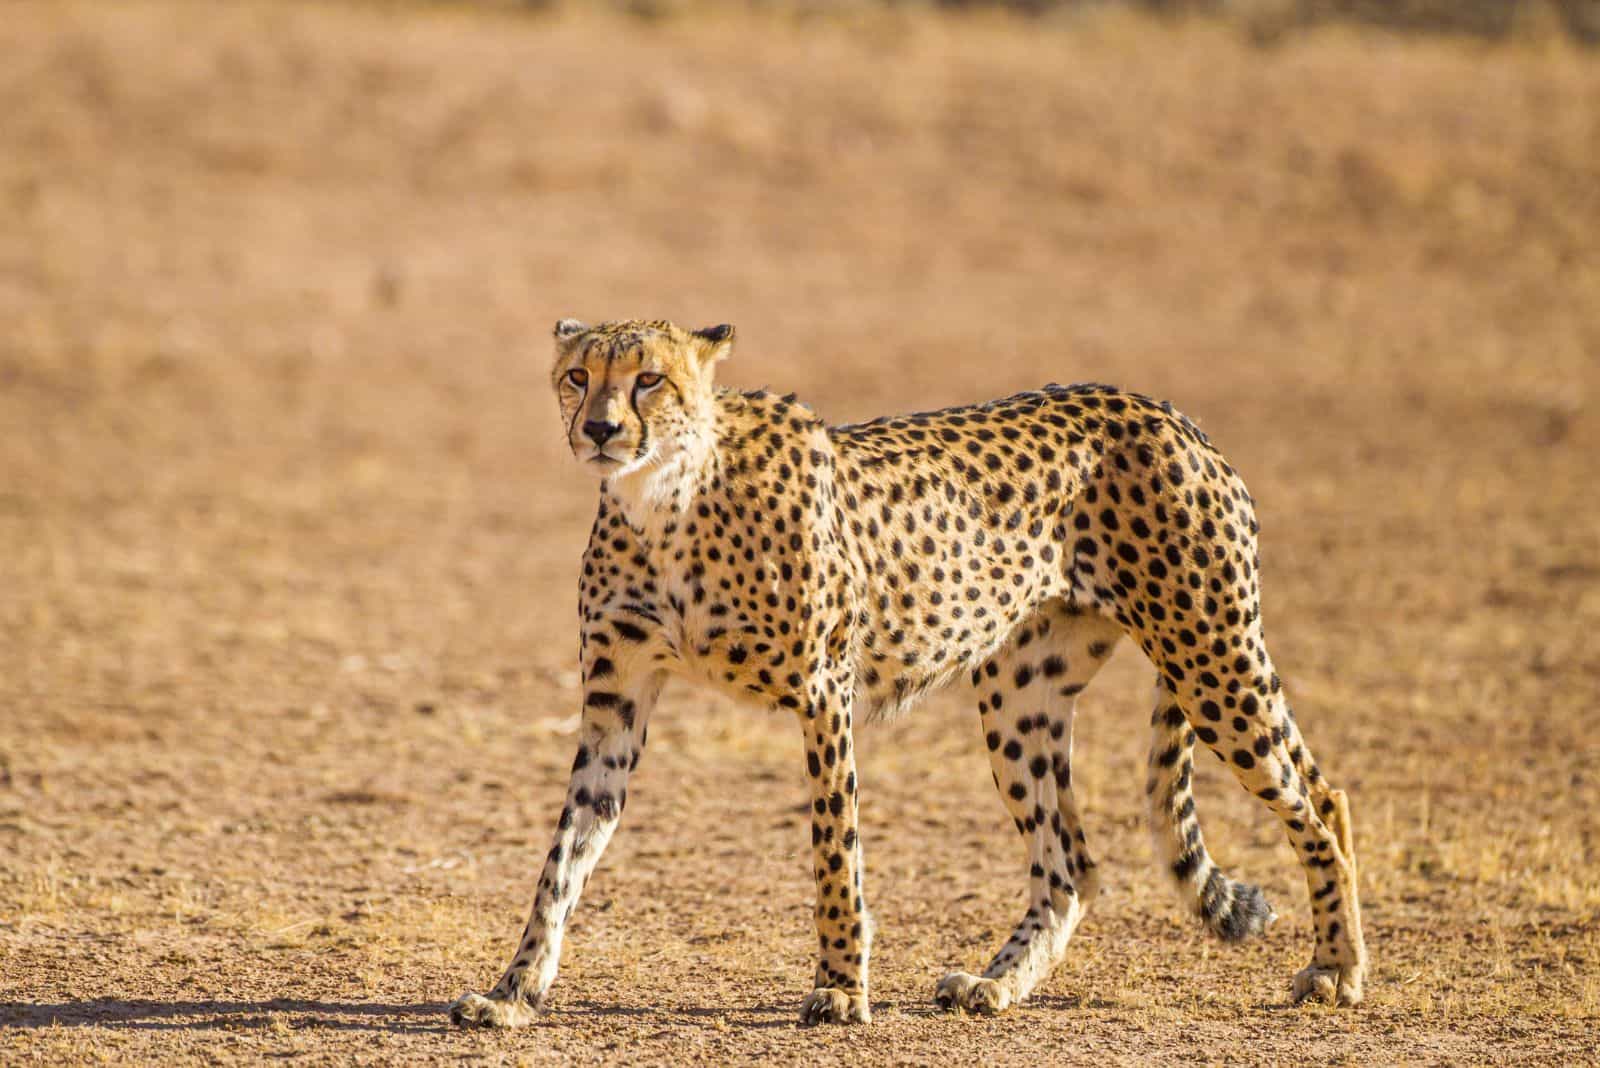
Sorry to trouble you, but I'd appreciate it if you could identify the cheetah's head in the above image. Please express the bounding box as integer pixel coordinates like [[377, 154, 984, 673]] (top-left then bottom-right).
[[551, 318, 734, 479]]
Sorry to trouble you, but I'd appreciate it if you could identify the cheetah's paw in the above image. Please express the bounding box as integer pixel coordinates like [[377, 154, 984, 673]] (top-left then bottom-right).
[[934, 971, 1012, 1015], [448, 991, 540, 1029], [1292, 964, 1363, 1007], [798, 986, 871, 1026]]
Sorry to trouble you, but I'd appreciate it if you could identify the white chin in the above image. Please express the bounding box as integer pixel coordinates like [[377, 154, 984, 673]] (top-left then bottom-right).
[[604, 452, 654, 480], [576, 448, 649, 479]]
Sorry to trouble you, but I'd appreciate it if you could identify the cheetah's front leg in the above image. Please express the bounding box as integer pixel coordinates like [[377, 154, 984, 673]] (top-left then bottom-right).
[[796, 685, 872, 1026], [449, 665, 662, 1029]]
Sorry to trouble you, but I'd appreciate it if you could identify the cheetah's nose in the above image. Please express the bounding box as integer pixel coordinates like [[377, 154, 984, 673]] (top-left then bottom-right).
[[582, 420, 621, 446]]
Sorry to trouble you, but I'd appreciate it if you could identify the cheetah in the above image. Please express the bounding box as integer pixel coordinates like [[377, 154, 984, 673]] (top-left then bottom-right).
[[448, 318, 1367, 1028]]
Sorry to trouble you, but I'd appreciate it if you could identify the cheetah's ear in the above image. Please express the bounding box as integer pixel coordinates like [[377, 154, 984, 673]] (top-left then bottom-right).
[[691, 324, 735, 368], [553, 319, 589, 347]]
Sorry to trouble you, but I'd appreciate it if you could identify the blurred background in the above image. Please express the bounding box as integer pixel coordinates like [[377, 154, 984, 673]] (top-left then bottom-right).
[[2, 1, 1597, 1061]]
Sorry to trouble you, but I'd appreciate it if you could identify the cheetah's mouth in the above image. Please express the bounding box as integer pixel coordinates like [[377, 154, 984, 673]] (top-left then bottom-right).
[[574, 436, 659, 479], [574, 443, 633, 472], [575, 437, 653, 472]]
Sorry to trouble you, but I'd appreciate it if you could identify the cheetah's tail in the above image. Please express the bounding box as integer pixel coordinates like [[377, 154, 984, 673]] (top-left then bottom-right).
[[1146, 686, 1277, 942]]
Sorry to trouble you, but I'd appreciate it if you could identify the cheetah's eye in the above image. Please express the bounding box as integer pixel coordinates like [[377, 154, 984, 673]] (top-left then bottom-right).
[[635, 372, 665, 391], [564, 368, 589, 389]]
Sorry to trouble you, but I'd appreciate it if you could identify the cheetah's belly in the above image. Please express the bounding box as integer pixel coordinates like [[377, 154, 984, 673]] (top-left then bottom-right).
[[849, 540, 1076, 718]]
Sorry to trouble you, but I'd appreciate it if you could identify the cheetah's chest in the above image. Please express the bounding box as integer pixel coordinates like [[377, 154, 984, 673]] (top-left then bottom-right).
[[623, 526, 815, 706]]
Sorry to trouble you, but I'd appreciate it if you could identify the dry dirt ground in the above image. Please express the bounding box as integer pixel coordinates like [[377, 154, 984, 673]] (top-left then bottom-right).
[[2, 2, 1599, 1064]]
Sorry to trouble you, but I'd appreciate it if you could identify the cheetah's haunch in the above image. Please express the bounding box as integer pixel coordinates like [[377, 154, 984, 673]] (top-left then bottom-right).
[[446, 319, 1368, 1027]]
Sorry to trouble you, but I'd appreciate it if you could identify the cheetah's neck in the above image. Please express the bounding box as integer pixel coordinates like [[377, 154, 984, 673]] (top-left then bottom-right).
[[601, 418, 720, 541]]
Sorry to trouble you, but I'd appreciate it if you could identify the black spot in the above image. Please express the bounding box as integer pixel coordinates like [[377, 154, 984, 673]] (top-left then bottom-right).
[[613, 620, 649, 643], [1172, 851, 1202, 881]]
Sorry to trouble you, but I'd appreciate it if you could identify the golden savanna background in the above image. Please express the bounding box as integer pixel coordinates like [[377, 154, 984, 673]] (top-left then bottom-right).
[[2, 1, 1597, 1063]]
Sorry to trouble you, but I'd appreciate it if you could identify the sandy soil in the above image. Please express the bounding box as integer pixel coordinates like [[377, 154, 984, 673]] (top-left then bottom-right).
[[2, 2, 1598, 1063]]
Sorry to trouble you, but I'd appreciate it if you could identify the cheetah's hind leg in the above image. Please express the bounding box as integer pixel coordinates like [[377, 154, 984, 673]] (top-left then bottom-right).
[[935, 606, 1119, 1015], [1146, 682, 1276, 942], [1164, 661, 1367, 1006]]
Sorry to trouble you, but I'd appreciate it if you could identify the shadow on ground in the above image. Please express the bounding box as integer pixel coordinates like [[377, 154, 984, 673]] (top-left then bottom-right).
[[0, 1000, 448, 1034], [1, 998, 809, 1034]]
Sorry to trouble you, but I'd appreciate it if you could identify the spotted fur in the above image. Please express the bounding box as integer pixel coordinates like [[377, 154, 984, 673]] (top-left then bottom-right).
[[448, 319, 1368, 1028]]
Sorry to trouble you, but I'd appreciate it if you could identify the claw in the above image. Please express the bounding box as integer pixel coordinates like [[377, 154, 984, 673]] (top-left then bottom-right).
[[1292, 965, 1363, 1008], [934, 972, 1012, 1015], [798, 986, 870, 1025], [448, 991, 539, 1029]]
